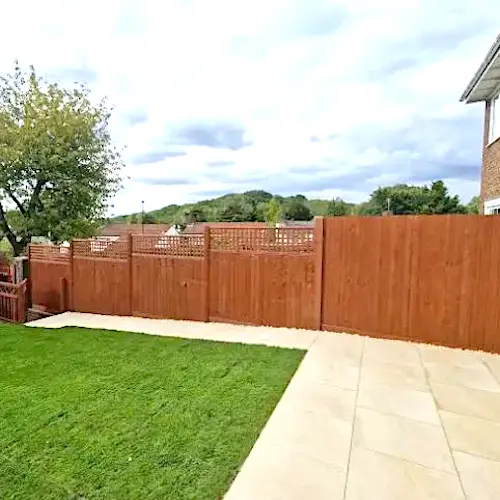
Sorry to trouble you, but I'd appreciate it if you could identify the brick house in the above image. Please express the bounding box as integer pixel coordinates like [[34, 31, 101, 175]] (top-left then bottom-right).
[[461, 34, 500, 214]]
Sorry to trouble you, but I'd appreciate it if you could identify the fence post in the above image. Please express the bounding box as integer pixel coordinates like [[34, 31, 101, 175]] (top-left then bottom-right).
[[128, 234, 133, 316], [60, 277, 68, 312], [203, 226, 211, 322], [26, 244, 32, 308], [69, 242, 74, 310], [17, 280, 27, 323], [314, 216, 325, 331]]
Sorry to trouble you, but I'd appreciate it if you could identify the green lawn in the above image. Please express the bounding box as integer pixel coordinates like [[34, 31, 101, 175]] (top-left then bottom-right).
[[0, 324, 304, 499]]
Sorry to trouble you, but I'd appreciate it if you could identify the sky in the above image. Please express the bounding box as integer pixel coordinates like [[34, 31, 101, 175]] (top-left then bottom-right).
[[1, 0, 499, 216]]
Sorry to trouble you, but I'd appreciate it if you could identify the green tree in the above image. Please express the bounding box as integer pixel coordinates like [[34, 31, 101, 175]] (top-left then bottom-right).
[[327, 197, 350, 216], [127, 213, 140, 224], [283, 199, 313, 221], [242, 190, 273, 205], [265, 198, 282, 226], [183, 207, 207, 224], [422, 180, 466, 214], [0, 63, 121, 255], [217, 197, 254, 222], [363, 181, 466, 216], [141, 212, 157, 224], [466, 195, 480, 214]]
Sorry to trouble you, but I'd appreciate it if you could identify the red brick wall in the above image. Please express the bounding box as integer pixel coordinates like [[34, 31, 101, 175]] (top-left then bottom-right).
[[481, 101, 500, 210]]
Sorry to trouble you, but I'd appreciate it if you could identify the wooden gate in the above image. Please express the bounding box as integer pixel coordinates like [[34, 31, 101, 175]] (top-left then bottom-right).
[[0, 280, 27, 322]]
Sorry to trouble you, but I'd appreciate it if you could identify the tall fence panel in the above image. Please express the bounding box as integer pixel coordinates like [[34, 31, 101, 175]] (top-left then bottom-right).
[[29, 245, 70, 312], [209, 228, 316, 329], [131, 236, 206, 320], [322, 215, 500, 353], [72, 239, 131, 316]]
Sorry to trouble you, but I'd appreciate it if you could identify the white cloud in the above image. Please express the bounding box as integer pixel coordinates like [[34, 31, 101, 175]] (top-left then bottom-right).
[[1, 0, 498, 215]]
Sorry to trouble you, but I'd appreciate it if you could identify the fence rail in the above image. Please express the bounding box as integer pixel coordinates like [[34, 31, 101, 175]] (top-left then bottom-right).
[[28, 217, 500, 354]]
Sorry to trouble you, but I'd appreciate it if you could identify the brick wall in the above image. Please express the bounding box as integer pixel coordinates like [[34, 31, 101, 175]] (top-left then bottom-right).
[[481, 101, 500, 209]]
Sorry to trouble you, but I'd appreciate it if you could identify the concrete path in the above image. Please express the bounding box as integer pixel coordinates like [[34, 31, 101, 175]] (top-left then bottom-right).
[[28, 313, 500, 500]]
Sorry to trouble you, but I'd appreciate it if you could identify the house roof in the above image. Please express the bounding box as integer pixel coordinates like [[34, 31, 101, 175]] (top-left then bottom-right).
[[183, 222, 269, 234], [278, 220, 315, 228], [100, 223, 171, 237], [461, 33, 500, 103]]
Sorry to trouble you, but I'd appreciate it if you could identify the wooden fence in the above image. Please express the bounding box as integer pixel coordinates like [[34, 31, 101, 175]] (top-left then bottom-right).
[[27, 216, 500, 353], [320, 216, 500, 353], [0, 280, 27, 323]]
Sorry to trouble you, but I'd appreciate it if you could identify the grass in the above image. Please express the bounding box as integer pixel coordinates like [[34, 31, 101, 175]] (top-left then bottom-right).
[[0, 324, 304, 499]]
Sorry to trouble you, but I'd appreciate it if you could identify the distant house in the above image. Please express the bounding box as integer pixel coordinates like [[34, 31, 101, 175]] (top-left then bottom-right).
[[165, 225, 181, 236], [461, 33, 500, 214], [277, 220, 315, 228]]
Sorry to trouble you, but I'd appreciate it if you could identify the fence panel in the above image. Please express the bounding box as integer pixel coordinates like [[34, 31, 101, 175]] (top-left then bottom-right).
[[72, 240, 130, 316], [209, 228, 316, 328], [29, 245, 70, 312], [131, 236, 206, 320], [322, 215, 500, 353], [0, 280, 26, 322]]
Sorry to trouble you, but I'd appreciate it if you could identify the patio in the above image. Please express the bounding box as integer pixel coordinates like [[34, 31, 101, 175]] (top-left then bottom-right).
[[29, 312, 500, 500]]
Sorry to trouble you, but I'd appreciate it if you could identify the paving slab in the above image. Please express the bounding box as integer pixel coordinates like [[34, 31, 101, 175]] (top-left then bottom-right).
[[27, 312, 318, 349]]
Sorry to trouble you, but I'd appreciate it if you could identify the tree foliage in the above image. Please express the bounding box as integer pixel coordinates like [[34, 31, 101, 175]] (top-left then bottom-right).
[[361, 181, 466, 216], [217, 196, 255, 222], [283, 198, 313, 221], [0, 63, 121, 255], [265, 197, 282, 226], [183, 207, 207, 224], [111, 181, 473, 226], [327, 197, 351, 216], [466, 196, 480, 214]]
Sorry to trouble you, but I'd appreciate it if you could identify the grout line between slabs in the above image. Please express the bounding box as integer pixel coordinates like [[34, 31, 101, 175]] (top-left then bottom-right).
[[417, 345, 468, 500], [342, 335, 366, 500]]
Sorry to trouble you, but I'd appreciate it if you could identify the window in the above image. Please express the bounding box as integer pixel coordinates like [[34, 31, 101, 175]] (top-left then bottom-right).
[[484, 197, 500, 215], [491, 92, 500, 144]]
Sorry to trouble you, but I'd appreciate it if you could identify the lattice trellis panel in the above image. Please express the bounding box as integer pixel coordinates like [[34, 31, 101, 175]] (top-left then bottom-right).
[[133, 235, 205, 258], [29, 244, 70, 263], [0, 282, 18, 296], [210, 228, 314, 253], [72, 239, 129, 259]]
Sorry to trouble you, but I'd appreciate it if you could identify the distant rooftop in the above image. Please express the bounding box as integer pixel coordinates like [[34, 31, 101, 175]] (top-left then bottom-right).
[[183, 222, 268, 234], [461, 33, 500, 103], [100, 223, 171, 237]]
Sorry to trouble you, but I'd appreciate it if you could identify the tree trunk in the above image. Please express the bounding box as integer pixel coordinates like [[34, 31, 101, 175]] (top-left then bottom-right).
[[0, 202, 30, 256]]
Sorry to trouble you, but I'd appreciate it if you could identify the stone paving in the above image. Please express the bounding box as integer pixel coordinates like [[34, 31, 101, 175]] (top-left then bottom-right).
[[28, 312, 500, 500]]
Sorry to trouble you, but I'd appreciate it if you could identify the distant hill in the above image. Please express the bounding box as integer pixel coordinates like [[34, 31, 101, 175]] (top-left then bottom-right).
[[111, 190, 336, 224]]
